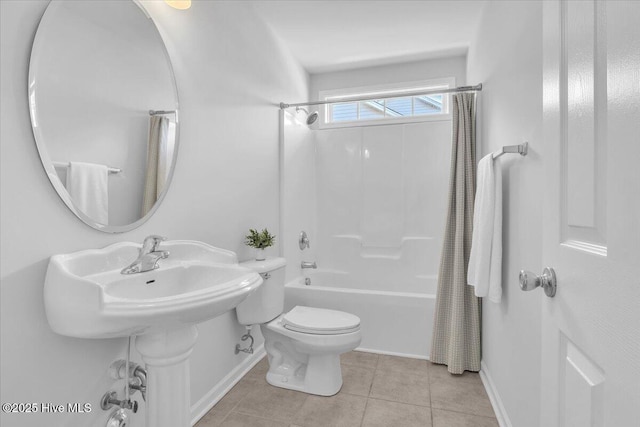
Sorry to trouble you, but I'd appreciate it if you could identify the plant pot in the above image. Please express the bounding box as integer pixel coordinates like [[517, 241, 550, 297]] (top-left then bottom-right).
[[255, 248, 266, 261]]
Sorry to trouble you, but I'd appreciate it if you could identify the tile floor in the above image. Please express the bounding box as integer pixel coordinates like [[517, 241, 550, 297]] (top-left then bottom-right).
[[196, 351, 498, 427]]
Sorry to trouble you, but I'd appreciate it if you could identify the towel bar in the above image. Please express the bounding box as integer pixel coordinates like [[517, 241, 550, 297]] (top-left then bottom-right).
[[492, 142, 528, 159], [53, 161, 121, 174]]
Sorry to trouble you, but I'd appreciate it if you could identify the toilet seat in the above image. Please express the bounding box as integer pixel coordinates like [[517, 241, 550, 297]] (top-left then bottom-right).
[[282, 306, 360, 335]]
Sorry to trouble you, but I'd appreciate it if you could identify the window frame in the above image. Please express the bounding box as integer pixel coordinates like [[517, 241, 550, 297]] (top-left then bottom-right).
[[318, 77, 455, 129]]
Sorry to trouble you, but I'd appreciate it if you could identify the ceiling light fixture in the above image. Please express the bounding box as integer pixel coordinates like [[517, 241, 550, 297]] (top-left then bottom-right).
[[164, 0, 191, 10]]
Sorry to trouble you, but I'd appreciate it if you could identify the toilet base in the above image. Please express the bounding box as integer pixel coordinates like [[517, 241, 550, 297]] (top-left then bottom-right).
[[265, 353, 343, 396], [260, 316, 361, 396]]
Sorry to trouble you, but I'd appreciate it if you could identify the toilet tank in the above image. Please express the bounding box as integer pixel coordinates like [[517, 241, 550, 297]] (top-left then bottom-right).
[[235, 257, 287, 325]]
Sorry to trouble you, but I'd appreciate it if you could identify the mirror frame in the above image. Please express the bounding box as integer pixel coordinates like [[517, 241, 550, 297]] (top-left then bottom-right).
[[28, 0, 180, 233]]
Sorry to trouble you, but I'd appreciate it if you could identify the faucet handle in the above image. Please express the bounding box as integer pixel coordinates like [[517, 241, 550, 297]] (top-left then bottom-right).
[[142, 235, 167, 252], [299, 231, 310, 250]]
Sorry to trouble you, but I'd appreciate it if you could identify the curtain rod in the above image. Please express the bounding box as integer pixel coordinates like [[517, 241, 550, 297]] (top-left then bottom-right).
[[279, 83, 482, 109]]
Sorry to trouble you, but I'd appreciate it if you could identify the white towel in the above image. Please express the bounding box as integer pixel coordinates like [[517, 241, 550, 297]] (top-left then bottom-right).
[[66, 162, 109, 224], [467, 154, 502, 303]]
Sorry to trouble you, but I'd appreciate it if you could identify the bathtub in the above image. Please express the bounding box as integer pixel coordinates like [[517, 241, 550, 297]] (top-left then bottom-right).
[[284, 270, 436, 359]]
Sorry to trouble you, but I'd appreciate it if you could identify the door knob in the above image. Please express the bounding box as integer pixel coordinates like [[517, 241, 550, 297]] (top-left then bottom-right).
[[519, 267, 557, 297]]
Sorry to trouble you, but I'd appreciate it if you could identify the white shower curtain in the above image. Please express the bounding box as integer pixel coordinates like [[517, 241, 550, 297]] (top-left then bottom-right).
[[430, 93, 482, 374], [142, 115, 170, 216]]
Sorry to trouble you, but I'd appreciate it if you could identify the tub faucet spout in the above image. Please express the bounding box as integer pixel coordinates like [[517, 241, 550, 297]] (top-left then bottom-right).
[[301, 261, 317, 269]]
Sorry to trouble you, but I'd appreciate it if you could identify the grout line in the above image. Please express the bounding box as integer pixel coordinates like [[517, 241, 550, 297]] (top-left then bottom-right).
[[360, 352, 379, 427], [217, 410, 232, 426], [359, 397, 369, 427], [366, 396, 432, 410], [199, 362, 264, 426], [289, 392, 311, 426], [228, 409, 299, 425], [430, 406, 499, 421], [217, 370, 261, 425], [432, 408, 500, 422], [363, 395, 431, 408], [366, 369, 373, 397], [340, 390, 372, 398]]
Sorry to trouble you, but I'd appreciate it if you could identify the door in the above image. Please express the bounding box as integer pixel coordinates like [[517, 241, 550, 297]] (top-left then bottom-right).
[[542, 1, 640, 426]]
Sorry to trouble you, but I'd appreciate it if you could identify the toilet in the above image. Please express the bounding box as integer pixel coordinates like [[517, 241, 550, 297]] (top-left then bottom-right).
[[236, 257, 361, 396]]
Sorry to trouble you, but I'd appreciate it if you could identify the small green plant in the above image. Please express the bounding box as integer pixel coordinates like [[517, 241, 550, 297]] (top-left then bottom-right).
[[244, 228, 276, 249]]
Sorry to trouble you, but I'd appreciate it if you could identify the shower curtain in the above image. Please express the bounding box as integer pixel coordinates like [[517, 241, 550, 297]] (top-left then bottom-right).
[[430, 93, 482, 374], [142, 115, 169, 216]]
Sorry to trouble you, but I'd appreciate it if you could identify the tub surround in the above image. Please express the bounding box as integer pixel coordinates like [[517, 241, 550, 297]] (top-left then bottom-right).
[[282, 107, 452, 361]]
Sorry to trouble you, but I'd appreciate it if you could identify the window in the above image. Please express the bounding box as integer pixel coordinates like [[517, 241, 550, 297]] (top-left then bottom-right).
[[319, 78, 454, 128]]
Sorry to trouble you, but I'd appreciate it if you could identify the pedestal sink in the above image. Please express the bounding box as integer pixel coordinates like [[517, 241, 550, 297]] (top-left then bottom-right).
[[44, 240, 263, 427]]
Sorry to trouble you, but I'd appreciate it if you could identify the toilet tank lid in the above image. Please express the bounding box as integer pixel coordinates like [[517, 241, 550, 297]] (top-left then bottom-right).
[[240, 257, 286, 273]]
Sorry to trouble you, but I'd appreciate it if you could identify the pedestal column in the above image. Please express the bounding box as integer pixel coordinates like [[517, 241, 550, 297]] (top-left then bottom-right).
[[135, 325, 199, 427]]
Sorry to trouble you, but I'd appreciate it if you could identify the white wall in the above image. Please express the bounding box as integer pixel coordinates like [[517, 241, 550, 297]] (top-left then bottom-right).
[[281, 109, 317, 283], [466, 1, 543, 426], [0, 1, 308, 426], [310, 55, 467, 101]]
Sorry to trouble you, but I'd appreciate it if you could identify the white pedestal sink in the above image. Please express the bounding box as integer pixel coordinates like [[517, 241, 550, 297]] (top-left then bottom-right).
[[44, 240, 262, 427]]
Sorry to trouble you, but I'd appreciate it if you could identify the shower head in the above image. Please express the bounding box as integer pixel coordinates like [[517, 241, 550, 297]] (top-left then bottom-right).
[[306, 111, 319, 125], [296, 107, 319, 126]]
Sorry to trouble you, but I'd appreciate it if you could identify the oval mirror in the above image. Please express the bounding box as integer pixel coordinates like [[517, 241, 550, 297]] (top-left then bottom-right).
[[29, 0, 179, 233]]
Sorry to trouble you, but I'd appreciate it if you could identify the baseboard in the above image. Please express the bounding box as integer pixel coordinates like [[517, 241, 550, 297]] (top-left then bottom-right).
[[480, 360, 512, 427], [355, 346, 429, 360], [190, 345, 266, 426]]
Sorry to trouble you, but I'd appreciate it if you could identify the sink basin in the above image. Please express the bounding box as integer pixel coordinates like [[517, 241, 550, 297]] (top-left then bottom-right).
[[44, 240, 262, 339]]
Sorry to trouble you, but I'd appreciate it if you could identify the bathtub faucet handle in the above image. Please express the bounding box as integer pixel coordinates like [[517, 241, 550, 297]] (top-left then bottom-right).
[[299, 231, 310, 250], [301, 261, 317, 269]]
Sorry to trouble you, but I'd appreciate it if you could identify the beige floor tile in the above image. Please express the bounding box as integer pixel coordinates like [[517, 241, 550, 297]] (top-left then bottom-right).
[[369, 369, 430, 407], [429, 364, 495, 418], [196, 380, 254, 427], [220, 412, 290, 427], [241, 357, 270, 385], [377, 354, 429, 375], [293, 393, 367, 427], [234, 383, 308, 423], [361, 398, 432, 427], [204, 354, 499, 427], [432, 409, 499, 427], [340, 364, 375, 396], [340, 351, 379, 369]]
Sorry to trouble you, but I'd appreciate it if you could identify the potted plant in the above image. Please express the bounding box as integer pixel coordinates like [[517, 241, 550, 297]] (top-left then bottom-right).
[[244, 228, 275, 261]]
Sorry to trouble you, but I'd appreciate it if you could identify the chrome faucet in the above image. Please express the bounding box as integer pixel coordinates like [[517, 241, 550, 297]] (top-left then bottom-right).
[[121, 235, 169, 274], [301, 261, 317, 269]]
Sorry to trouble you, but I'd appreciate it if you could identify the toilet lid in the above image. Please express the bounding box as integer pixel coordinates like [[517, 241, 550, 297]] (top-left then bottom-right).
[[282, 306, 360, 335]]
